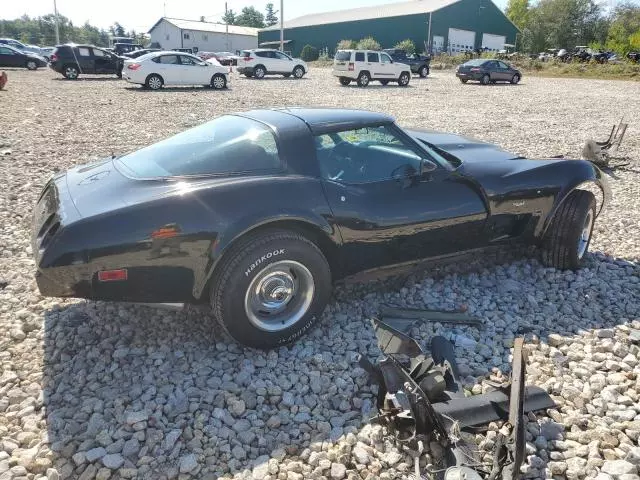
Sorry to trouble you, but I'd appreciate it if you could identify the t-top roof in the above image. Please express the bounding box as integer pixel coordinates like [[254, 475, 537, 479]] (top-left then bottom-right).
[[149, 18, 259, 37], [261, 0, 461, 30]]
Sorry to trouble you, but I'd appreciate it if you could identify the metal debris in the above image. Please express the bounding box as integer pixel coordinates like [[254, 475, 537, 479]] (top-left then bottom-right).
[[380, 305, 484, 331], [360, 318, 556, 479], [583, 119, 628, 167]]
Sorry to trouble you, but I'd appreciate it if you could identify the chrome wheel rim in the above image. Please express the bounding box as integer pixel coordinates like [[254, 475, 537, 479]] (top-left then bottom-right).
[[66, 67, 77, 79], [149, 76, 162, 89], [577, 210, 594, 259], [360, 75, 369, 86], [294, 68, 303, 78], [27, 61, 36, 70], [400, 74, 409, 85], [244, 260, 314, 332], [255, 68, 265, 78], [212, 76, 225, 88]]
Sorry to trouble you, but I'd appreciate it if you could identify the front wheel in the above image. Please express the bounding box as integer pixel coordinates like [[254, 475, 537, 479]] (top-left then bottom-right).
[[542, 190, 596, 270], [339, 77, 351, 86], [398, 72, 410, 86], [293, 66, 305, 79], [211, 230, 332, 349], [26, 60, 38, 71], [211, 73, 227, 89], [511, 74, 520, 84]]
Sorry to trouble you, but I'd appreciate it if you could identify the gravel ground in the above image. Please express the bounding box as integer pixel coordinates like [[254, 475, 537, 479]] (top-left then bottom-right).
[[1, 67, 639, 480]]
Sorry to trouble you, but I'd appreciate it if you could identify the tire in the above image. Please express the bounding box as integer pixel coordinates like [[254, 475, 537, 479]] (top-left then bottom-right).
[[398, 71, 410, 86], [211, 73, 227, 89], [63, 64, 79, 79], [26, 60, 38, 71], [379, 80, 389, 85], [357, 71, 370, 87], [283, 74, 291, 78], [339, 77, 351, 86], [460, 78, 468, 83], [481, 74, 490, 85], [511, 74, 520, 84], [542, 190, 596, 271], [211, 230, 332, 349], [253, 65, 266, 79], [293, 66, 305, 79], [146, 74, 163, 90], [419, 65, 429, 78], [244, 73, 253, 78]]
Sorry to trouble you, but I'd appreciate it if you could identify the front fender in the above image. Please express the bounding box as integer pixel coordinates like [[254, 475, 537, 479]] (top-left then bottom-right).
[[536, 160, 611, 239]]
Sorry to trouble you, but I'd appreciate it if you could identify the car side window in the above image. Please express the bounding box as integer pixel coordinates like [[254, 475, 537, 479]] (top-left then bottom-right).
[[274, 51, 290, 60], [0, 47, 14, 55], [315, 125, 425, 184], [380, 53, 392, 63], [367, 52, 379, 63], [498, 61, 510, 69], [180, 55, 198, 65], [77, 47, 91, 57], [255, 51, 270, 58], [92, 48, 106, 57], [156, 55, 180, 64], [355, 52, 365, 62]]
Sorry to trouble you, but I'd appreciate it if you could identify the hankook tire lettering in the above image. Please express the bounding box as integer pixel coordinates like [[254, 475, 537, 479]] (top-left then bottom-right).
[[244, 249, 286, 276]]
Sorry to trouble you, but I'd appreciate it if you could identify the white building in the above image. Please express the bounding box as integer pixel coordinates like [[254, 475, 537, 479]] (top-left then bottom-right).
[[148, 18, 258, 53]]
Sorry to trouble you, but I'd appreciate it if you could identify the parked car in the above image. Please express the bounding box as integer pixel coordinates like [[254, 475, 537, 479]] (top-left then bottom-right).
[[30, 107, 609, 348], [383, 48, 430, 77], [122, 48, 161, 59], [0, 38, 43, 56], [49, 44, 125, 79], [333, 49, 411, 87], [0, 45, 47, 70], [236, 49, 307, 79], [628, 52, 640, 63], [122, 51, 229, 90], [39, 47, 56, 61], [214, 52, 239, 66], [113, 43, 143, 56], [456, 59, 521, 85]]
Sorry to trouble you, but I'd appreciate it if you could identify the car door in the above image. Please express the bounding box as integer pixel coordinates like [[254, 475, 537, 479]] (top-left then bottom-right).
[[366, 52, 381, 79], [273, 51, 293, 73], [378, 52, 397, 80], [315, 125, 488, 276], [178, 54, 210, 84], [496, 61, 514, 81], [152, 54, 182, 84], [0, 46, 22, 67], [92, 48, 115, 74], [74, 46, 95, 73]]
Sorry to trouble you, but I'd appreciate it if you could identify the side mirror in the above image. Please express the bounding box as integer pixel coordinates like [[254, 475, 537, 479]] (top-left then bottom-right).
[[420, 158, 438, 174]]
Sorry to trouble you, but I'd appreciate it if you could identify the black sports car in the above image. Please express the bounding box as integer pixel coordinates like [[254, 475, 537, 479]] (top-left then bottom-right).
[[32, 108, 610, 348]]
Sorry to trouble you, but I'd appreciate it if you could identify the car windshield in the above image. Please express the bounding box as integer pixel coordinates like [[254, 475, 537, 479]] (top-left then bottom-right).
[[334, 51, 351, 61], [462, 59, 485, 66], [136, 52, 158, 61], [116, 115, 281, 179]]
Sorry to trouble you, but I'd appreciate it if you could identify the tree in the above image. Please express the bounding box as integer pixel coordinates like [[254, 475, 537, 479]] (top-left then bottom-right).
[[300, 44, 319, 61], [356, 37, 381, 50], [337, 39, 357, 50], [605, 2, 640, 54], [505, 0, 530, 29], [265, 3, 279, 26], [110, 22, 125, 37], [235, 6, 265, 28], [394, 39, 416, 55], [222, 9, 236, 25]]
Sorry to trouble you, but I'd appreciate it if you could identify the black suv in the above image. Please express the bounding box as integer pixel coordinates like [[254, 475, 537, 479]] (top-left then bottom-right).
[[383, 49, 431, 77], [49, 44, 125, 79]]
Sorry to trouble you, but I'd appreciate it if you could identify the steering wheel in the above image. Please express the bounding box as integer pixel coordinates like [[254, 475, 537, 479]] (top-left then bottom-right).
[[326, 141, 357, 180]]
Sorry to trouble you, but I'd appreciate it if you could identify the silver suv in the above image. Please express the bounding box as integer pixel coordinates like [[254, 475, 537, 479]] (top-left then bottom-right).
[[236, 49, 308, 79]]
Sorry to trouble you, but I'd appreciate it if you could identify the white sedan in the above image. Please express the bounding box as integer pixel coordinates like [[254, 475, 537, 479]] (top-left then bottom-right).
[[122, 51, 230, 90]]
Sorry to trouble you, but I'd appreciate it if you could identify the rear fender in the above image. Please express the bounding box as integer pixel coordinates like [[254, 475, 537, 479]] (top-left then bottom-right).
[[536, 163, 610, 239], [193, 212, 340, 300]]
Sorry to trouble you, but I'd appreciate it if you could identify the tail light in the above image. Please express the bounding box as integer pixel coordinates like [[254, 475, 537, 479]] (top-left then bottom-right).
[[50, 53, 58, 62], [127, 63, 141, 70], [348, 62, 354, 71], [243, 56, 253, 62], [98, 269, 128, 282], [470, 67, 481, 72]]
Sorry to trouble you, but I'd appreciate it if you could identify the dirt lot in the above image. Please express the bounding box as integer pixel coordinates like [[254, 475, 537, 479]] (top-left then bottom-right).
[[1, 67, 640, 480]]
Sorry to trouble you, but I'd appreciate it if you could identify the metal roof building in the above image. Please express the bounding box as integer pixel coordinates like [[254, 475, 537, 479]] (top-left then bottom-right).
[[148, 18, 259, 53], [258, 0, 519, 57]]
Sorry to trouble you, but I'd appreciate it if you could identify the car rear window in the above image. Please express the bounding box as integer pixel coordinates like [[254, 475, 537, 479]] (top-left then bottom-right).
[[462, 59, 485, 66], [335, 51, 351, 61], [116, 116, 281, 179]]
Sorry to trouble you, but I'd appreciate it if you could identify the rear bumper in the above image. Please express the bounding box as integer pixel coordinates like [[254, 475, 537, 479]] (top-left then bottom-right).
[[332, 70, 357, 79], [456, 72, 482, 80], [236, 66, 252, 74]]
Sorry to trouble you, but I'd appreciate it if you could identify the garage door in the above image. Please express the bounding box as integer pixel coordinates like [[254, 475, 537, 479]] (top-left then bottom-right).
[[448, 28, 476, 55], [482, 33, 506, 53]]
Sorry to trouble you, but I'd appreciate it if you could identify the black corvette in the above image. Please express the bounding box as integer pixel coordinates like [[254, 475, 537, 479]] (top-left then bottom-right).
[[32, 108, 610, 348]]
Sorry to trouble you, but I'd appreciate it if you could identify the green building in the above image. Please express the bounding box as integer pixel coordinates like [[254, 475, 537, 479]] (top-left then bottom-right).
[[258, 0, 519, 57]]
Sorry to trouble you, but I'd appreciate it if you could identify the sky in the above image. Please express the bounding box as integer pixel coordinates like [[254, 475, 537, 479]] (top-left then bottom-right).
[[2, 0, 510, 32]]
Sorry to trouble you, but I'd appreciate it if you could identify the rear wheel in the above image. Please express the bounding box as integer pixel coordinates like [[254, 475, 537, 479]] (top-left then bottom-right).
[[542, 190, 596, 270], [357, 71, 370, 87], [398, 71, 410, 86], [339, 77, 351, 86], [481, 74, 490, 85], [146, 74, 163, 90], [460, 78, 468, 83], [293, 66, 305, 78], [253, 65, 266, 79], [419, 65, 429, 77], [63, 64, 79, 79], [211, 73, 226, 89], [211, 230, 332, 349], [26, 60, 38, 71]]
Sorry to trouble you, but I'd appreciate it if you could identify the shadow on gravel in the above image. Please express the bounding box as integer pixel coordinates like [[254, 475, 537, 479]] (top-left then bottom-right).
[[124, 86, 233, 93], [51, 77, 121, 82], [40, 250, 640, 478]]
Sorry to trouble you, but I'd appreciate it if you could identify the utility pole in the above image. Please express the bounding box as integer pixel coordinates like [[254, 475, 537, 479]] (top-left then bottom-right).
[[279, 0, 284, 51], [225, 2, 229, 51], [53, 0, 60, 44], [427, 12, 432, 55]]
